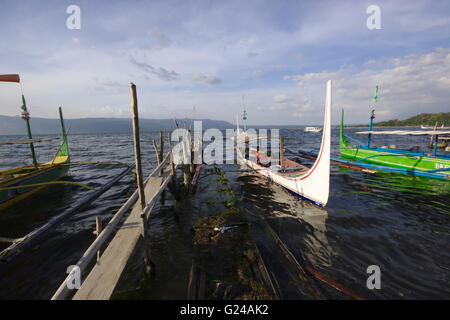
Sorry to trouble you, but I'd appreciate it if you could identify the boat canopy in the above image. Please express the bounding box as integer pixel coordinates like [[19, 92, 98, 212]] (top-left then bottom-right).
[[0, 74, 20, 83], [356, 130, 450, 136]]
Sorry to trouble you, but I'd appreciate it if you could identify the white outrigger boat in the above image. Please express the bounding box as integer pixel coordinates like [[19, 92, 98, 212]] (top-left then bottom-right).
[[234, 80, 332, 207]]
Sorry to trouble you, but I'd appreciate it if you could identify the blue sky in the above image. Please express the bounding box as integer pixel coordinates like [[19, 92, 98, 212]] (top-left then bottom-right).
[[0, 0, 449, 125]]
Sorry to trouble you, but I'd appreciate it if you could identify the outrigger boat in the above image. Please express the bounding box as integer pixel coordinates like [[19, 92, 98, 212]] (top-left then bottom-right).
[[235, 80, 332, 207], [0, 74, 70, 210], [339, 109, 450, 180]]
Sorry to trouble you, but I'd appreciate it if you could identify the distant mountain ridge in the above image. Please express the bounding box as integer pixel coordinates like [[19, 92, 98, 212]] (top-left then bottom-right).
[[374, 112, 450, 127], [0, 115, 234, 135]]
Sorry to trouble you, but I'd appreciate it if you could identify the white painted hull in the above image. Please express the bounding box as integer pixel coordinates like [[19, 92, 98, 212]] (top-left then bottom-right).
[[236, 80, 332, 207]]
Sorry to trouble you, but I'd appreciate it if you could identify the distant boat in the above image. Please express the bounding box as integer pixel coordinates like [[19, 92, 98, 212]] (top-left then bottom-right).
[[0, 74, 70, 210], [234, 80, 332, 207], [304, 127, 322, 133]]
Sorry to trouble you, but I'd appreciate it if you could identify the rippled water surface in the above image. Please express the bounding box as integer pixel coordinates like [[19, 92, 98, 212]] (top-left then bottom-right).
[[0, 128, 448, 299]]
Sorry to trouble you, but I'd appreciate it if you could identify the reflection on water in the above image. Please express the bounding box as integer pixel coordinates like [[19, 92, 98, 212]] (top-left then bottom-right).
[[0, 128, 449, 299]]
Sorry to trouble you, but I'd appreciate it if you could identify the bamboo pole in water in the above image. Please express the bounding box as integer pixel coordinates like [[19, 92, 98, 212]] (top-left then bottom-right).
[[153, 139, 162, 165], [189, 130, 194, 176], [168, 132, 175, 178], [130, 82, 146, 211], [95, 216, 102, 263], [183, 130, 191, 189], [280, 136, 284, 169], [130, 82, 153, 271], [159, 130, 164, 168]]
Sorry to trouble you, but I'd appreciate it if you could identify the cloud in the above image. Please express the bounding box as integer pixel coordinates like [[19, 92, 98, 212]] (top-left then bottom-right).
[[284, 47, 450, 122], [148, 27, 172, 48], [92, 79, 126, 93], [95, 105, 126, 117], [252, 65, 289, 78], [273, 94, 291, 103], [192, 73, 222, 85], [1, 1, 449, 124], [129, 57, 179, 81]]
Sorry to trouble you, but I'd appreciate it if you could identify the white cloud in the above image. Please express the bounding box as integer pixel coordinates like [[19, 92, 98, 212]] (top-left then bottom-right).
[[284, 48, 450, 123], [273, 94, 291, 103], [1, 1, 449, 125], [95, 105, 126, 118], [192, 73, 222, 85]]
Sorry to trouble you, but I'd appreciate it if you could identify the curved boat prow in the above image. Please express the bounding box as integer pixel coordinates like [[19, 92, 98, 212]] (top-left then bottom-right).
[[233, 80, 332, 207], [300, 80, 331, 206]]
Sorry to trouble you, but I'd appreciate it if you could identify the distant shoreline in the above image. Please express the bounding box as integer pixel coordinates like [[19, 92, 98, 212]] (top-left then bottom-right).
[[341, 125, 422, 129]]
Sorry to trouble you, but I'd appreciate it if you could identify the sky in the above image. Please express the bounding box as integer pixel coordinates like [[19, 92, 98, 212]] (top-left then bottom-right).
[[0, 0, 449, 125]]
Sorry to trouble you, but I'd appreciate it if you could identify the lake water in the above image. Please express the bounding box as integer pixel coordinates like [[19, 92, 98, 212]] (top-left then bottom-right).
[[0, 128, 448, 299]]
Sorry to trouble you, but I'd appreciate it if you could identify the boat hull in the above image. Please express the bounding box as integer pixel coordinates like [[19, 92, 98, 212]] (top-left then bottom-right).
[[238, 156, 327, 206], [0, 163, 69, 211], [339, 110, 450, 180], [340, 146, 450, 173], [235, 80, 332, 207]]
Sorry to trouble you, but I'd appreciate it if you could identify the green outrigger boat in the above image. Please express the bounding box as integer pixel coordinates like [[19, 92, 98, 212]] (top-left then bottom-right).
[[339, 109, 450, 180], [0, 74, 70, 210]]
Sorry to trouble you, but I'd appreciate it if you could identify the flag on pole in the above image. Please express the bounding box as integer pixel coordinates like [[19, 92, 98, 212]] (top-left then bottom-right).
[[373, 85, 379, 104], [0, 74, 20, 83]]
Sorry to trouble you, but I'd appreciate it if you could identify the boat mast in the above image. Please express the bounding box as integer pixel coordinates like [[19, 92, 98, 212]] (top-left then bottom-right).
[[242, 95, 247, 132], [0, 74, 38, 168], [367, 109, 375, 148], [21, 92, 38, 168], [59, 106, 67, 140], [367, 85, 378, 148]]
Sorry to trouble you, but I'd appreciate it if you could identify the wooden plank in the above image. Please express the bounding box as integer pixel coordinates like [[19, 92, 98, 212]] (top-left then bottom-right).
[[52, 158, 169, 300], [72, 171, 171, 300]]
